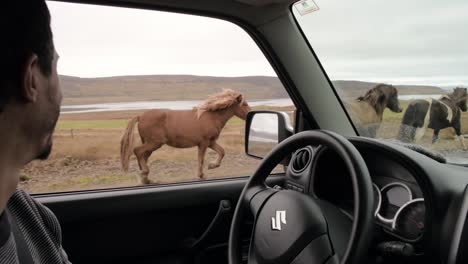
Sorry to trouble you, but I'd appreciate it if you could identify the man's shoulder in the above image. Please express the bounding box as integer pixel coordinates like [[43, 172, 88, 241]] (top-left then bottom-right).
[[6, 192, 69, 263], [9, 188, 57, 219], [11, 189, 34, 204], [8, 189, 62, 241], [8, 189, 41, 216], [9, 189, 37, 212]]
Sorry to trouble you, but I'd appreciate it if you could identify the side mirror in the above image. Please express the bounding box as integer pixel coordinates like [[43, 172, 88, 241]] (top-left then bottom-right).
[[245, 111, 293, 161]]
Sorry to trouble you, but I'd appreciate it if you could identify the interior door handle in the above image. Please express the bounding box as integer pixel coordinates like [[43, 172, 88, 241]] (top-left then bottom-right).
[[186, 199, 232, 251]]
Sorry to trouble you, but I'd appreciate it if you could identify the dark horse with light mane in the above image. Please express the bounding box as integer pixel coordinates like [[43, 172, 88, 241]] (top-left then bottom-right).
[[398, 87, 468, 149], [344, 84, 402, 137], [120, 89, 251, 184]]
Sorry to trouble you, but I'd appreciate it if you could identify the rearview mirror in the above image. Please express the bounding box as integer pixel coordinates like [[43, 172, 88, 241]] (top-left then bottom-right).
[[245, 111, 293, 160]]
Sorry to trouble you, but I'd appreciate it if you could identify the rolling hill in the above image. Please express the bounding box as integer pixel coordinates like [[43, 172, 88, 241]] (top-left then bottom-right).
[[60, 75, 445, 105], [333, 80, 444, 98], [60, 75, 288, 105]]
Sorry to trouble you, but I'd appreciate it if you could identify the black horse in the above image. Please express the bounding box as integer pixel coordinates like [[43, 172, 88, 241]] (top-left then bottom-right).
[[344, 84, 402, 138], [398, 87, 468, 149]]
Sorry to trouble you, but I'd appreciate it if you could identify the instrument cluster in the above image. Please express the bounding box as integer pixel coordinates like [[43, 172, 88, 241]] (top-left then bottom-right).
[[373, 182, 425, 241]]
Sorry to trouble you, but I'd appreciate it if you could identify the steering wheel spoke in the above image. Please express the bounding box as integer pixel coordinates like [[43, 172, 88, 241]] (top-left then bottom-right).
[[248, 186, 277, 217], [247, 234, 337, 264]]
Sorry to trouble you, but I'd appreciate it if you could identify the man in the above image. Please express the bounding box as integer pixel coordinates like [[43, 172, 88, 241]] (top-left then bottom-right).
[[0, 1, 70, 263]]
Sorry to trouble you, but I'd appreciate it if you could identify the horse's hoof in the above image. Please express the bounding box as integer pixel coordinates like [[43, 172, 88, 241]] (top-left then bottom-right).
[[208, 163, 219, 169], [199, 174, 205, 179], [141, 179, 160, 185], [139, 172, 153, 185], [140, 178, 152, 185]]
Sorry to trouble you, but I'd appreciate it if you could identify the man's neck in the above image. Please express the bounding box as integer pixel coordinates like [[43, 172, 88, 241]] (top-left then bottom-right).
[[0, 109, 29, 215], [0, 164, 20, 215]]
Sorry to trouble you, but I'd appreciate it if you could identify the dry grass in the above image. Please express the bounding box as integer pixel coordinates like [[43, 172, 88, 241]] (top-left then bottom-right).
[[20, 102, 468, 194], [20, 108, 285, 193]]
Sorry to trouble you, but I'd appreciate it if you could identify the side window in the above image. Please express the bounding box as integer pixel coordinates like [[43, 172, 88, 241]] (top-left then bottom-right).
[[20, 2, 295, 193]]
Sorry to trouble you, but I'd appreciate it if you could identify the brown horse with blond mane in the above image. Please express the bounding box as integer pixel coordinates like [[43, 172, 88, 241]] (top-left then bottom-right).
[[120, 89, 251, 184]]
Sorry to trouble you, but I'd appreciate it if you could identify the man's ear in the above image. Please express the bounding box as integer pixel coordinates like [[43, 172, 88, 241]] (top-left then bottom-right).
[[20, 54, 40, 103]]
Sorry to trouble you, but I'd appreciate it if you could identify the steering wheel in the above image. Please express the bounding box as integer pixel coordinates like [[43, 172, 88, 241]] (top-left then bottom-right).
[[228, 130, 374, 264]]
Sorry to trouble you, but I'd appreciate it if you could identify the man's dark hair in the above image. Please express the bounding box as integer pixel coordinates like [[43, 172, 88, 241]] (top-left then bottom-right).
[[0, 0, 54, 110]]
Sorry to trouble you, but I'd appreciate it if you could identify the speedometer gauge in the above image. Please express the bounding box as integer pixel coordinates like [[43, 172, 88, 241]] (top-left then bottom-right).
[[377, 182, 412, 223], [373, 183, 381, 217], [393, 199, 425, 240]]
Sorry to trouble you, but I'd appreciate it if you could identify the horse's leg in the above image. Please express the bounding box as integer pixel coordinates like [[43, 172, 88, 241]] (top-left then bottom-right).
[[368, 124, 379, 138], [414, 101, 432, 143], [197, 145, 208, 179], [133, 144, 144, 171], [460, 136, 467, 150], [432, 129, 440, 144], [134, 145, 152, 184], [208, 141, 225, 170], [134, 143, 162, 184], [414, 125, 427, 143], [454, 125, 467, 150], [134, 135, 146, 171]]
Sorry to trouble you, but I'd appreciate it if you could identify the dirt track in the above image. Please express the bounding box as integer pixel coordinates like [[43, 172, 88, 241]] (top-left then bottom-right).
[[20, 152, 270, 193]]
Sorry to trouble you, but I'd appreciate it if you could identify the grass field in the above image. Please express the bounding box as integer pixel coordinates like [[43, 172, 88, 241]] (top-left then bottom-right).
[[57, 120, 128, 130], [18, 101, 468, 194], [19, 106, 294, 193]]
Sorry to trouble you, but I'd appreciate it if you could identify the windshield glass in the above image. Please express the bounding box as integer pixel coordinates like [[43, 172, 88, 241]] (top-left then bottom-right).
[[293, 0, 468, 164]]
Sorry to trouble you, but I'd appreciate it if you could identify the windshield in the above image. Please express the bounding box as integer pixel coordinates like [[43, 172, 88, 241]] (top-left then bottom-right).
[[293, 0, 468, 164]]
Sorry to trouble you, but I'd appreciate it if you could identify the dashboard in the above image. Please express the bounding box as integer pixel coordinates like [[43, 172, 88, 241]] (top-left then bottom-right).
[[282, 138, 438, 262], [279, 136, 468, 264], [286, 143, 427, 241]]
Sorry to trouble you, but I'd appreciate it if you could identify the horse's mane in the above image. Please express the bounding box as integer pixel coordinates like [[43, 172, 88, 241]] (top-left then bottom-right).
[[447, 87, 467, 100], [441, 87, 468, 107], [357, 84, 390, 101], [195, 89, 244, 118], [356, 84, 394, 105]]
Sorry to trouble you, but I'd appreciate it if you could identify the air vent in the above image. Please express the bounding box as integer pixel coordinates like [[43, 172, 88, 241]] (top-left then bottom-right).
[[292, 148, 312, 173]]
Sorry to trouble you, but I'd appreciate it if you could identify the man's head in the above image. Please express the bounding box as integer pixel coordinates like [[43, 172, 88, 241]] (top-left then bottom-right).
[[0, 0, 61, 164]]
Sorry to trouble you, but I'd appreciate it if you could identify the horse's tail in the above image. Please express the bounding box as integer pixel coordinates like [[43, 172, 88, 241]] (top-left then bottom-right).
[[398, 102, 418, 142], [120, 116, 139, 172]]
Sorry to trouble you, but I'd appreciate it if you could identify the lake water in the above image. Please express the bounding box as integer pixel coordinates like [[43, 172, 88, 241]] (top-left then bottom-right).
[[61, 98, 295, 114], [61, 94, 443, 114], [399, 94, 442, 100]]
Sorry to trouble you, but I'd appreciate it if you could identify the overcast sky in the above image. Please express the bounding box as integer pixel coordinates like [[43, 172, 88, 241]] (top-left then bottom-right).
[[294, 0, 468, 87], [48, 0, 468, 87], [47, 1, 275, 78]]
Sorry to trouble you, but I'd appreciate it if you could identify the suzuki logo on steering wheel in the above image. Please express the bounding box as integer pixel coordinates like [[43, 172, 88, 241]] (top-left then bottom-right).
[[271, 210, 287, 231]]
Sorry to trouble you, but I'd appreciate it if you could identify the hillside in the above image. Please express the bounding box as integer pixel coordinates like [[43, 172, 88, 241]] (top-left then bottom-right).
[[60, 75, 288, 105], [60, 75, 446, 105], [333, 80, 444, 98]]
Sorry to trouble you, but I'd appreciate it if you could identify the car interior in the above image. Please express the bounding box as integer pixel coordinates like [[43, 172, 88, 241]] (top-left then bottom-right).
[[32, 0, 468, 263]]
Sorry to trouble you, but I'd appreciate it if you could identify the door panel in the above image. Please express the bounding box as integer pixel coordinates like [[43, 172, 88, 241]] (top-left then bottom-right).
[[36, 176, 283, 264]]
